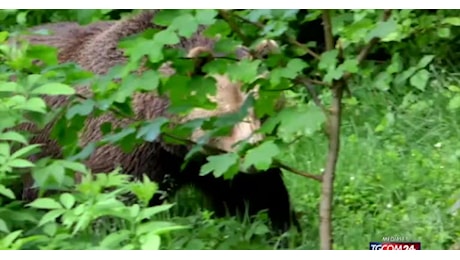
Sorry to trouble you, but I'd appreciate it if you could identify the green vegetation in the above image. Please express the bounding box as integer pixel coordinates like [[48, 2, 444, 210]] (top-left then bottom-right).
[[0, 9, 459, 250]]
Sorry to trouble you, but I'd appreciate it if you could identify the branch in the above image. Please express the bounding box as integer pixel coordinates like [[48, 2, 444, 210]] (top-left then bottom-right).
[[273, 161, 322, 182], [164, 131, 322, 181], [231, 12, 264, 29], [288, 37, 321, 60], [306, 78, 330, 87], [316, 9, 394, 251], [218, 10, 250, 46], [73, 91, 320, 182], [322, 10, 335, 51], [229, 11, 321, 61], [358, 10, 392, 63], [319, 9, 337, 251], [344, 9, 392, 81], [295, 76, 328, 114]]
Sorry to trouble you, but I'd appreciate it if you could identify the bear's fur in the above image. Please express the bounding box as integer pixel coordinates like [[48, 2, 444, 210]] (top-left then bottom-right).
[[16, 10, 298, 233]]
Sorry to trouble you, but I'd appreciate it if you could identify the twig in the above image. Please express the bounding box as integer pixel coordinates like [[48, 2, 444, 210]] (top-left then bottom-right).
[[307, 78, 330, 87], [229, 10, 321, 61], [344, 9, 392, 81], [164, 131, 322, 181], [273, 161, 322, 182], [296, 76, 328, 114], [336, 39, 344, 59], [231, 13, 264, 29], [288, 37, 321, 60], [218, 10, 250, 46], [73, 89, 319, 182]]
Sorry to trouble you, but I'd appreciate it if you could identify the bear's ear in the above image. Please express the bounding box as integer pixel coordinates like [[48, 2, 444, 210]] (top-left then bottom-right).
[[253, 39, 280, 59]]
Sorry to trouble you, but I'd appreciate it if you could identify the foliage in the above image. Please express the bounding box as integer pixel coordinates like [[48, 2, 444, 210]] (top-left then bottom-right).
[[0, 9, 460, 249]]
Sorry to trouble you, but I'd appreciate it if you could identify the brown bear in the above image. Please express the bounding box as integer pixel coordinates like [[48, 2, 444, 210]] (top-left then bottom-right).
[[15, 10, 298, 233]]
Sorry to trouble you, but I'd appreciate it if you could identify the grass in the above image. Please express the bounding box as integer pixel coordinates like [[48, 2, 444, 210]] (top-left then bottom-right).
[[158, 65, 460, 249]]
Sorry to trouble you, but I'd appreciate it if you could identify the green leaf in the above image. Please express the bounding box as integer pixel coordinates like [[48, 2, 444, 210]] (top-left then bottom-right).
[[42, 222, 58, 237], [202, 59, 232, 75], [129, 176, 158, 205], [416, 55, 435, 69], [68, 142, 96, 161], [121, 38, 164, 63], [227, 59, 261, 83], [365, 18, 398, 41], [261, 105, 326, 139], [0, 218, 9, 233], [247, 9, 272, 22], [1, 230, 22, 247], [136, 117, 169, 142], [213, 38, 243, 56], [0, 31, 8, 42], [125, 70, 160, 92], [60, 193, 76, 209], [72, 213, 92, 235], [32, 162, 65, 188], [282, 59, 308, 79], [254, 90, 281, 117], [0, 131, 28, 144], [138, 204, 174, 221], [8, 159, 34, 168], [66, 99, 95, 118], [448, 95, 460, 110], [194, 9, 218, 25], [129, 204, 141, 219], [200, 153, 240, 178], [170, 14, 199, 38], [204, 20, 231, 37], [153, 10, 186, 26], [28, 198, 63, 210], [31, 83, 75, 96], [243, 140, 280, 171], [27, 45, 58, 65], [0, 143, 10, 157], [19, 97, 47, 113], [340, 59, 359, 73], [11, 144, 41, 158], [442, 17, 460, 26], [409, 69, 430, 91], [153, 29, 180, 45], [375, 112, 395, 132], [373, 72, 391, 91], [319, 50, 339, 70], [448, 85, 460, 92], [140, 232, 161, 250], [253, 223, 270, 235], [0, 82, 19, 93], [16, 11, 27, 25], [56, 160, 88, 173], [0, 185, 15, 199], [101, 127, 136, 144], [27, 74, 43, 86], [165, 76, 217, 112], [136, 221, 187, 236], [324, 68, 344, 83], [437, 28, 451, 38], [99, 230, 131, 249], [38, 209, 65, 226]]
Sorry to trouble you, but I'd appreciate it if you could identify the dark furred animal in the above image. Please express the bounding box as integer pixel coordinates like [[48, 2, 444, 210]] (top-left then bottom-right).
[[17, 10, 298, 233]]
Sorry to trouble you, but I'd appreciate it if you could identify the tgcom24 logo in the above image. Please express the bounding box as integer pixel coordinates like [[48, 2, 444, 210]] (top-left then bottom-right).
[[369, 242, 421, 250]]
